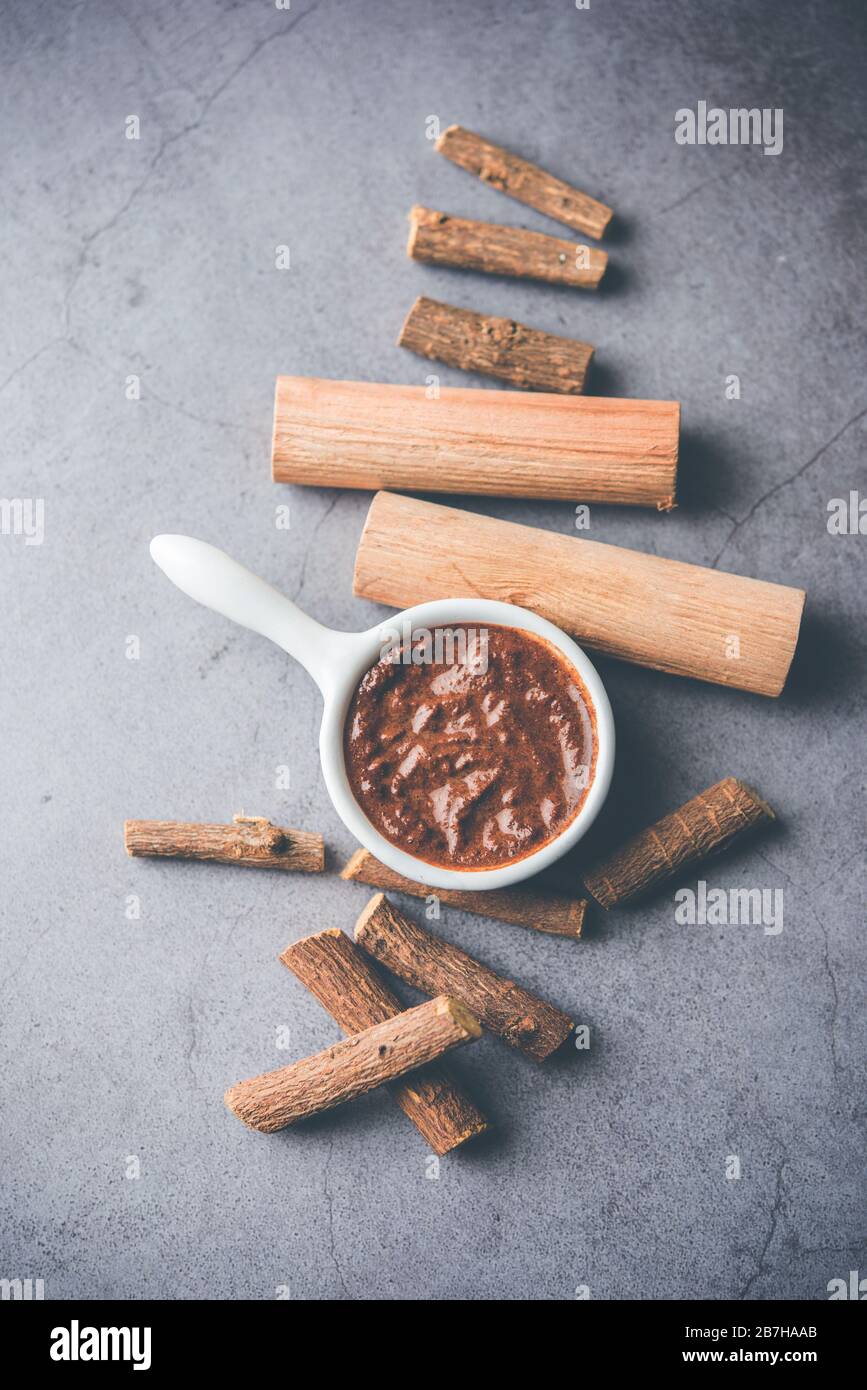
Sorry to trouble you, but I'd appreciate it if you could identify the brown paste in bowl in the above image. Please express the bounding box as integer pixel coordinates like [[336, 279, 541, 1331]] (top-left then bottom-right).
[[344, 623, 597, 870]]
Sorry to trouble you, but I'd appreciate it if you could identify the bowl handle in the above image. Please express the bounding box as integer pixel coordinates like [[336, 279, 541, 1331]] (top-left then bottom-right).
[[150, 534, 351, 696]]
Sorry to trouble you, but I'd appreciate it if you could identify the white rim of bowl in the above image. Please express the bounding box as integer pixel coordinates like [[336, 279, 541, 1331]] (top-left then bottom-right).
[[319, 598, 614, 892]]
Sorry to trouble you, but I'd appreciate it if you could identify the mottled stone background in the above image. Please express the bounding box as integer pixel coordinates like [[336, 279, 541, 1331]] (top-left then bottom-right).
[[1, 0, 864, 1300]]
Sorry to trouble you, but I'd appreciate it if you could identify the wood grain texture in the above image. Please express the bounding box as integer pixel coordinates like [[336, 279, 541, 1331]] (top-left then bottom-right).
[[436, 124, 613, 239], [123, 814, 324, 872], [353, 492, 806, 698], [272, 376, 679, 508], [354, 895, 574, 1062], [341, 847, 587, 940], [398, 296, 595, 394], [582, 778, 775, 908], [407, 206, 607, 289], [224, 995, 481, 1133], [279, 929, 488, 1154]]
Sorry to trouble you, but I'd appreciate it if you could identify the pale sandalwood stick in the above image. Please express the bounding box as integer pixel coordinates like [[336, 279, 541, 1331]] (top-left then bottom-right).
[[224, 995, 480, 1133], [353, 492, 806, 698], [582, 778, 775, 909], [407, 206, 607, 289], [398, 296, 595, 394], [279, 930, 488, 1154], [435, 125, 613, 240], [355, 895, 574, 1062], [341, 848, 586, 940], [272, 377, 679, 508], [124, 814, 324, 872]]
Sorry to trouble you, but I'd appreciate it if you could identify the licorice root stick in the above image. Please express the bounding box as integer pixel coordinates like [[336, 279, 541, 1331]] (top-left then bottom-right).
[[341, 848, 587, 940], [124, 814, 324, 872], [398, 296, 595, 394], [224, 995, 481, 1133], [582, 778, 775, 908], [407, 206, 608, 289], [272, 377, 679, 507], [280, 929, 488, 1153], [435, 125, 613, 239], [354, 895, 574, 1062], [352, 492, 806, 697]]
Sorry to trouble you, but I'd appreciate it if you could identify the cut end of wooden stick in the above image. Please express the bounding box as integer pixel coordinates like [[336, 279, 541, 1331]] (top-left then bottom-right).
[[354, 891, 388, 940], [733, 779, 776, 822], [340, 847, 369, 882], [224, 1087, 249, 1128], [438, 995, 483, 1040], [224, 1079, 276, 1132], [396, 296, 421, 348], [406, 204, 429, 258], [278, 928, 343, 967], [772, 593, 807, 696], [434, 124, 459, 151], [656, 403, 680, 511]]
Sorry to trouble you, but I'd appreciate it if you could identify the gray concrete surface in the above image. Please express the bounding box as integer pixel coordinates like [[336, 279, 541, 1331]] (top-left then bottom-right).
[[1, 0, 865, 1301]]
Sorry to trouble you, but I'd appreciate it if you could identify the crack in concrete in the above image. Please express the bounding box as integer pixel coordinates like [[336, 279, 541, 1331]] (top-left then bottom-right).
[[712, 503, 738, 526], [812, 847, 863, 896], [654, 166, 743, 218], [797, 1239, 867, 1257], [185, 906, 255, 1090], [754, 848, 846, 1094], [0, 338, 68, 401], [292, 490, 343, 601], [62, 0, 324, 334], [143, 386, 262, 440], [809, 902, 843, 1086], [738, 1155, 787, 1299], [62, 334, 260, 441], [109, 0, 176, 83], [0, 917, 56, 1004], [323, 1134, 351, 1298], [184, 991, 202, 1084], [711, 403, 867, 569]]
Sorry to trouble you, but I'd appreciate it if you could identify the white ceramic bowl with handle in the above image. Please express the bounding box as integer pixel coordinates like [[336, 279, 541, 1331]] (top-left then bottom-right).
[[150, 534, 615, 891]]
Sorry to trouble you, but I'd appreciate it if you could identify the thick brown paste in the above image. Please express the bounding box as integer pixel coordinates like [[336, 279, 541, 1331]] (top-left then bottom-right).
[[344, 623, 597, 870]]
